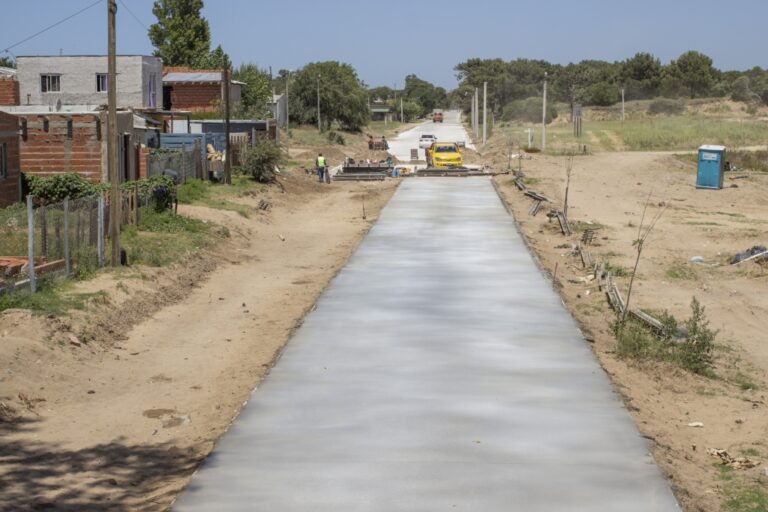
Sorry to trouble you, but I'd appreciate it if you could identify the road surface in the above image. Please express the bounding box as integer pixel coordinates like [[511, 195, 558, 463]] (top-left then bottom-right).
[[387, 110, 475, 162], [173, 178, 680, 511]]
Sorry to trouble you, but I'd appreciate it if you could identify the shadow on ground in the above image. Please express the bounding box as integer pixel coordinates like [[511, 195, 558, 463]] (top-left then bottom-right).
[[0, 417, 199, 511]]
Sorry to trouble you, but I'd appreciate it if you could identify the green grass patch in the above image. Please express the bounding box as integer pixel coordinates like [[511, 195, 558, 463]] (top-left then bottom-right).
[[605, 261, 629, 277], [732, 372, 760, 391], [0, 279, 108, 315], [176, 179, 255, 218], [666, 260, 698, 280], [121, 209, 211, 267], [523, 177, 541, 186], [570, 221, 607, 233], [723, 485, 768, 512], [177, 180, 211, 204]]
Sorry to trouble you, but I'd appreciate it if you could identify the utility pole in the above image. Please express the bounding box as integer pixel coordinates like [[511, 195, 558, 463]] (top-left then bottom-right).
[[482, 81, 487, 145], [285, 71, 290, 154], [223, 54, 231, 185], [107, 0, 120, 267], [470, 92, 475, 133], [316, 74, 321, 131], [475, 87, 480, 139], [400, 97, 404, 123], [542, 72, 548, 151], [621, 86, 625, 126]]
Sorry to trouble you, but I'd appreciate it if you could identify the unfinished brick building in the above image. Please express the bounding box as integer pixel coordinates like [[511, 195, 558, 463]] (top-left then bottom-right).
[[0, 111, 20, 207], [0, 67, 20, 107], [162, 67, 242, 113]]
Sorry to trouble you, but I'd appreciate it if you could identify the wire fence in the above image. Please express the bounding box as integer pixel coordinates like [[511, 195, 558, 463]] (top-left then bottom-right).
[[147, 146, 203, 183], [0, 189, 158, 296]]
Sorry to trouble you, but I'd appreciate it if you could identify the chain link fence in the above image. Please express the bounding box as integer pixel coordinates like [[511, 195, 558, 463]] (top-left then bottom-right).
[[0, 195, 107, 295]]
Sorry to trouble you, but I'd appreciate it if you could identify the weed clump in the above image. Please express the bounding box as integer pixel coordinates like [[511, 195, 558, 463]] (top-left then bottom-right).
[[615, 297, 717, 376]]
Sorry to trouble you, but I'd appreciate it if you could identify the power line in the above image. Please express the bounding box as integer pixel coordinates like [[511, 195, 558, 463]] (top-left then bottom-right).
[[117, 0, 150, 31], [2, 0, 105, 54]]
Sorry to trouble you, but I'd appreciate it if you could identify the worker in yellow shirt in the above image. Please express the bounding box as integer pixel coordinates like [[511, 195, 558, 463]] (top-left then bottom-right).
[[316, 153, 327, 183]]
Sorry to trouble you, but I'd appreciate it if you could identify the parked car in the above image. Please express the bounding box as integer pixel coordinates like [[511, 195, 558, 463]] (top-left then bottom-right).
[[419, 134, 438, 149]]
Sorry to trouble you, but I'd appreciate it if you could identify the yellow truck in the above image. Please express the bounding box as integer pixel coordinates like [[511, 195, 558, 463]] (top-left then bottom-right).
[[425, 142, 463, 169]]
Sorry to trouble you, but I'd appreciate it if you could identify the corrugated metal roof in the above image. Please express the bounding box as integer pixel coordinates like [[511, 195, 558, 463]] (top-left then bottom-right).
[[163, 71, 221, 83], [0, 67, 16, 77]]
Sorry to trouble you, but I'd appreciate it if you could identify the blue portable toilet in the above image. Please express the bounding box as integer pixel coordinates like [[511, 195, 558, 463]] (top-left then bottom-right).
[[696, 145, 725, 190]]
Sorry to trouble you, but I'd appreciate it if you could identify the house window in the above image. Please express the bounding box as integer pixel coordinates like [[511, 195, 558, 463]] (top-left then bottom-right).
[[96, 73, 108, 92], [0, 143, 7, 180], [41, 74, 61, 93]]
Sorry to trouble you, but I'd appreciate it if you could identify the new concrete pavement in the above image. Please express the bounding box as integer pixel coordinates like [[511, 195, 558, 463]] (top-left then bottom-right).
[[173, 177, 680, 511]]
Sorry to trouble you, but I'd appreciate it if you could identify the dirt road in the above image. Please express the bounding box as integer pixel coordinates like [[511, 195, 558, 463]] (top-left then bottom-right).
[[493, 151, 768, 511], [0, 172, 399, 511]]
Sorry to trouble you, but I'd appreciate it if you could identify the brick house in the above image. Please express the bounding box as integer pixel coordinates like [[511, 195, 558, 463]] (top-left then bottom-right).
[[0, 105, 160, 184], [0, 67, 20, 106], [0, 111, 20, 206], [162, 67, 242, 112]]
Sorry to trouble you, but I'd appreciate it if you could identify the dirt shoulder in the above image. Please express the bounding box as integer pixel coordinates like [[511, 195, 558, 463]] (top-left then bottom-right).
[[493, 152, 768, 511], [0, 171, 399, 511]]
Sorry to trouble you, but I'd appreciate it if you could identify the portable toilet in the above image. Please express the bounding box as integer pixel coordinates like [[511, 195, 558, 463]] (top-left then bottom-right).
[[696, 145, 725, 190]]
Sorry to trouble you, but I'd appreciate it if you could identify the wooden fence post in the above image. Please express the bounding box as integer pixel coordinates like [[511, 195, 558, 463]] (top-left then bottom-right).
[[63, 198, 71, 275], [97, 194, 105, 267], [26, 195, 36, 293]]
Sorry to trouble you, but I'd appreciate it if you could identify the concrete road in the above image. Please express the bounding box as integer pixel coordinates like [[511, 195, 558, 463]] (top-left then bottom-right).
[[387, 110, 475, 162], [173, 179, 679, 511]]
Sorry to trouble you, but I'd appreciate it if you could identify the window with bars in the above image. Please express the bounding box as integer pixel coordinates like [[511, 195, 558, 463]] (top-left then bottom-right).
[[41, 74, 61, 93]]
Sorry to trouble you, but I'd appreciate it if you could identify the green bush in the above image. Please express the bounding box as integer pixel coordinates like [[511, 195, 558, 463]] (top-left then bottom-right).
[[27, 173, 100, 204], [327, 131, 346, 145], [502, 97, 558, 124], [647, 98, 685, 116], [678, 297, 716, 375], [581, 82, 619, 106], [242, 139, 282, 183]]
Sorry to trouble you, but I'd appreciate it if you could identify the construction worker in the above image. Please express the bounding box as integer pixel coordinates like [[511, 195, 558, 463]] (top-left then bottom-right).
[[316, 153, 327, 183], [381, 136, 389, 150]]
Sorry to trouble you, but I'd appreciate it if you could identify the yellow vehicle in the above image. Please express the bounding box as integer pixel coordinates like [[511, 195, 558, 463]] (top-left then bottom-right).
[[425, 142, 463, 169]]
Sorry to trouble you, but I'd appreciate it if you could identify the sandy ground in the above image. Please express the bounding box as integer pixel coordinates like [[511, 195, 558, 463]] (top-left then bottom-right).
[[0, 171, 399, 511], [492, 151, 768, 511]]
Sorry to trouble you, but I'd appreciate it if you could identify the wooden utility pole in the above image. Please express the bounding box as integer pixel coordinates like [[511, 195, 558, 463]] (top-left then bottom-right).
[[542, 72, 548, 151], [107, 0, 120, 266], [482, 81, 487, 145], [316, 74, 321, 131], [223, 54, 231, 185]]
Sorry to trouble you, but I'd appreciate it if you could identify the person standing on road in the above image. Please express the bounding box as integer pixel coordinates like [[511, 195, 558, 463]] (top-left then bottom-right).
[[316, 153, 327, 183]]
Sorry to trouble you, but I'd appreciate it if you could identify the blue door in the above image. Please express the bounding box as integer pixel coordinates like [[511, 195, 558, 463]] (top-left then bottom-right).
[[697, 150, 722, 189]]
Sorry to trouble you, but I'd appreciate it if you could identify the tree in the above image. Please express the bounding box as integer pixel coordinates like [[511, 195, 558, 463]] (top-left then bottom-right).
[[620, 52, 662, 99], [369, 86, 395, 102], [149, 0, 211, 68], [289, 61, 369, 131], [233, 63, 272, 118], [668, 51, 715, 98], [0, 56, 14, 68], [403, 74, 447, 116], [731, 76, 752, 102]]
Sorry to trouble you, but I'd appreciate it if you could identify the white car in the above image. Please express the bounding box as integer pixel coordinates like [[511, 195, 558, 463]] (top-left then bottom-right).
[[419, 134, 437, 149]]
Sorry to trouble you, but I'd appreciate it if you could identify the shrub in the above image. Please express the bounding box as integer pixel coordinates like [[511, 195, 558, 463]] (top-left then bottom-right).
[[502, 97, 558, 124], [731, 76, 752, 102], [648, 98, 685, 116], [242, 139, 282, 183], [27, 173, 100, 204], [678, 297, 717, 375], [327, 131, 346, 145], [122, 175, 175, 212], [581, 82, 619, 106]]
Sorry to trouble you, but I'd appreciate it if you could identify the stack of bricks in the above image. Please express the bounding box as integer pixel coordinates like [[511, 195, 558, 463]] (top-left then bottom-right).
[[0, 77, 19, 106], [19, 114, 103, 182]]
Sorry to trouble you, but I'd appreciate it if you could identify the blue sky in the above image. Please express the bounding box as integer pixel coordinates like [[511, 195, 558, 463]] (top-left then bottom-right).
[[2, 0, 767, 89]]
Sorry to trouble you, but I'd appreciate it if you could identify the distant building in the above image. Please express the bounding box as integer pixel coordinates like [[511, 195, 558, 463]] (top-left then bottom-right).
[[15, 55, 162, 109], [0, 111, 21, 206], [162, 67, 242, 113], [370, 103, 394, 123], [268, 93, 287, 127]]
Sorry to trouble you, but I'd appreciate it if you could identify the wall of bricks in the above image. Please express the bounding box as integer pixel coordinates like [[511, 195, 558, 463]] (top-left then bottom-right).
[[0, 112, 21, 206], [18, 114, 104, 183], [138, 145, 150, 179], [0, 78, 20, 106], [169, 83, 221, 112]]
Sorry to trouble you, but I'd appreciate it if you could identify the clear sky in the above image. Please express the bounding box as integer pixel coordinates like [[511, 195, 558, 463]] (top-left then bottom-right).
[[2, 0, 767, 89]]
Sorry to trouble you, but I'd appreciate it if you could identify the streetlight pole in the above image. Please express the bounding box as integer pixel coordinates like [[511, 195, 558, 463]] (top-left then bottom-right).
[[316, 74, 321, 132], [285, 70, 291, 154], [542, 72, 548, 151]]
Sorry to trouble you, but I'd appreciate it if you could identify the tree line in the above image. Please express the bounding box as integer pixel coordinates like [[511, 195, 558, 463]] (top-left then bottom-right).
[[452, 52, 768, 122]]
